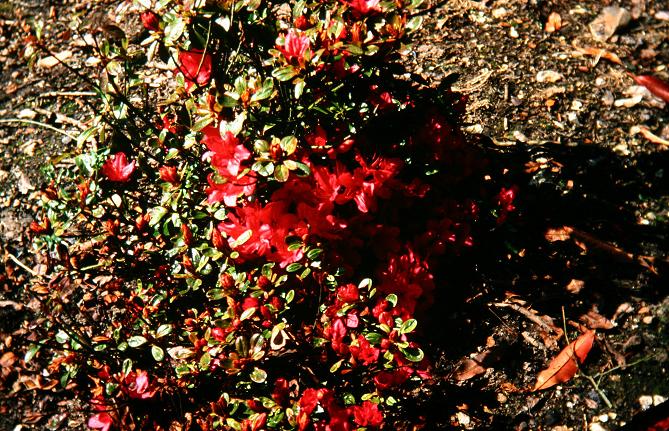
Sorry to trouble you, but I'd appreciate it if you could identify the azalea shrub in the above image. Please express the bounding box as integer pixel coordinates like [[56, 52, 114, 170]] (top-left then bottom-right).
[[16, 0, 516, 429]]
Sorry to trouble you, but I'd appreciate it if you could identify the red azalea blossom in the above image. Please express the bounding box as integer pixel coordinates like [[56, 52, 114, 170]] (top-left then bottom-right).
[[140, 10, 160, 31], [349, 335, 379, 365], [202, 127, 250, 177], [337, 283, 359, 303], [125, 369, 156, 399], [348, 0, 380, 15], [279, 29, 310, 62], [352, 401, 383, 428], [159, 165, 179, 185], [88, 412, 113, 431], [305, 125, 328, 147], [102, 152, 136, 182], [179, 49, 212, 87]]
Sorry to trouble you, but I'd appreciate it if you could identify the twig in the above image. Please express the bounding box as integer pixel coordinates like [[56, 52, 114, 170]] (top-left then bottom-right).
[[39, 91, 97, 98], [6, 253, 42, 278], [33, 107, 88, 130], [0, 118, 78, 140], [493, 302, 557, 334]]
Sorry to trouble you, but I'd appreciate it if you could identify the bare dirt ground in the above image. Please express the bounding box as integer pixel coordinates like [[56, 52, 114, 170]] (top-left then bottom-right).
[[1, 0, 668, 430]]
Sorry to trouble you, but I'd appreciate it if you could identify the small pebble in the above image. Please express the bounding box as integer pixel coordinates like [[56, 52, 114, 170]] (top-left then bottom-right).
[[599, 414, 609, 423], [513, 130, 528, 143], [590, 423, 607, 431], [642, 316, 653, 324], [639, 395, 654, 410], [536, 70, 563, 83], [509, 27, 519, 38], [655, 11, 669, 21], [456, 412, 471, 426]]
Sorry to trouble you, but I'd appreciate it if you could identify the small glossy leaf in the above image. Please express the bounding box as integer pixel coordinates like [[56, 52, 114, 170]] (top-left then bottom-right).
[[128, 336, 148, 348], [151, 345, 164, 361], [399, 319, 418, 334], [250, 367, 267, 383]]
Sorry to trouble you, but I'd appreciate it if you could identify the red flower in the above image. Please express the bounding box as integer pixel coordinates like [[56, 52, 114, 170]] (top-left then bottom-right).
[[178, 49, 212, 87], [272, 378, 290, 406], [305, 125, 328, 147], [352, 401, 383, 428], [202, 127, 250, 177], [348, 0, 380, 15], [241, 413, 267, 431], [337, 283, 359, 303], [207, 173, 256, 207], [102, 152, 136, 182], [278, 29, 310, 62], [373, 367, 412, 390], [349, 335, 379, 365], [88, 412, 113, 431], [159, 165, 179, 185], [140, 11, 160, 31], [125, 369, 155, 399]]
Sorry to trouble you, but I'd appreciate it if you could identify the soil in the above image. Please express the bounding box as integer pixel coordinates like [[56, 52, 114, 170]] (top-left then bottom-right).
[[1, 0, 668, 430]]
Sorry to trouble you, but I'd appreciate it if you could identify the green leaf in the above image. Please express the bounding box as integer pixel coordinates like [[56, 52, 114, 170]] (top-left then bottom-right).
[[149, 207, 168, 226], [250, 367, 267, 383], [280, 136, 298, 155], [199, 352, 211, 370], [306, 248, 322, 260], [151, 345, 164, 361], [207, 289, 226, 300], [156, 324, 172, 338], [122, 358, 133, 376], [285, 290, 295, 304], [400, 346, 424, 362], [329, 359, 344, 373], [386, 294, 398, 307], [24, 344, 40, 363], [240, 307, 256, 321], [399, 319, 418, 334], [55, 330, 69, 344], [251, 78, 274, 102], [274, 164, 289, 182], [365, 332, 383, 344], [230, 229, 253, 248], [294, 78, 306, 99], [272, 66, 298, 82], [286, 262, 302, 273], [128, 336, 148, 348]]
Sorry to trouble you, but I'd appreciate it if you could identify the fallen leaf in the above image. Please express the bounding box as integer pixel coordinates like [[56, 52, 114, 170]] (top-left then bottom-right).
[[545, 226, 573, 242], [533, 330, 595, 391], [545, 12, 562, 33], [36, 50, 73, 68], [628, 73, 669, 103], [572, 44, 623, 66], [454, 358, 487, 381], [566, 279, 585, 294], [631, 126, 669, 148], [580, 310, 615, 330]]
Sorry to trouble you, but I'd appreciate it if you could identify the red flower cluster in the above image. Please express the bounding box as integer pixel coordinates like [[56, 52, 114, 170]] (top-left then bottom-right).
[[102, 152, 136, 182]]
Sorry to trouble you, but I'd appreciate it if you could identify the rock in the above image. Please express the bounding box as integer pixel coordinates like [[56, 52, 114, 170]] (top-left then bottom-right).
[[589, 6, 631, 41], [36, 50, 73, 68], [536, 70, 563, 83], [455, 412, 471, 426]]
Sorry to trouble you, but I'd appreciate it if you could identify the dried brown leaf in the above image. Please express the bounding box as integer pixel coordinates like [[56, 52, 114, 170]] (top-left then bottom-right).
[[566, 279, 585, 294], [454, 358, 487, 381], [545, 226, 573, 242], [580, 310, 615, 330], [533, 330, 595, 391], [572, 44, 623, 65]]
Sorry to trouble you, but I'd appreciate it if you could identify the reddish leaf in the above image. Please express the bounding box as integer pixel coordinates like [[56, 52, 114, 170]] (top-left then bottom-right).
[[533, 330, 595, 391], [630, 73, 669, 103]]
